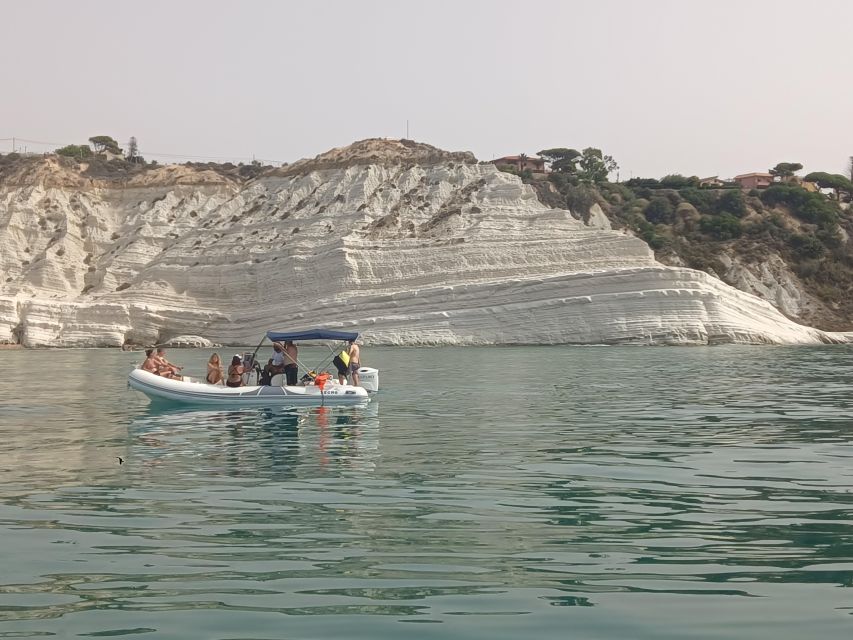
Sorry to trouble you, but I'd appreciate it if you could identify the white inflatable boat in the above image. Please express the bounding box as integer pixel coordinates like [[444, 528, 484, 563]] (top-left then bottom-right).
[[128, 328, 378, 408], [128, 368, 377, 407]]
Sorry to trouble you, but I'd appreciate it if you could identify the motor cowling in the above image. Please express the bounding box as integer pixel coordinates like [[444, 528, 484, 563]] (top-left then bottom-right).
[[357, 367, 379, 392]]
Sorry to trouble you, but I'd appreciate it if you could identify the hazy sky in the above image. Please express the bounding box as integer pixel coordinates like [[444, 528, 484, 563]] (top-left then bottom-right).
[[3, 0, 851, 178]]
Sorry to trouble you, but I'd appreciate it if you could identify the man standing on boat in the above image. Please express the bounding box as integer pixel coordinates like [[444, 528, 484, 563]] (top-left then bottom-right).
[[283, 340, 299, 386], [348, 339, 361, 387]]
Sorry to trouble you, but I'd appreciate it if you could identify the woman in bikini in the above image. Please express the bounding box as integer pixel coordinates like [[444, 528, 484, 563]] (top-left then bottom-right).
[[142, 349, 159, 373], [226, 355, 245, 388], [206, 353, 224, 385]]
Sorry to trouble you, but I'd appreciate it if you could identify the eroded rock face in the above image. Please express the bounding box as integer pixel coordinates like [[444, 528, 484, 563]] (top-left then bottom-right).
[[0, 141, 845, 346]]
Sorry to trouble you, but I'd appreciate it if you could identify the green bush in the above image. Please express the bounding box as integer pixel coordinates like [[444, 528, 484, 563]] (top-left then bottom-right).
[[548, 172, 582, 192], [631, 187, 655, 199], [816, 228, 842, 250], [743, 217, 789, 241], [761, 185, 838, 229], [716, 190, 747, 217], [625, 177, 660, 189], [644, 197, 675, 224], [798, 197, 838, 228], [660, 174, 698, 189], [564, 184, 597, 215], [699, 214, 742, 240], [600, 182, 634, 204], [789, 234, 825, 259], [56, 144, 93, 158], [680, 187, 717, 212], [637, 220, 668, 250]]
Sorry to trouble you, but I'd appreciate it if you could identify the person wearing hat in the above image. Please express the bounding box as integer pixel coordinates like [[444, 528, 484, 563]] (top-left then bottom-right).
[[262, 342, 287, 384]]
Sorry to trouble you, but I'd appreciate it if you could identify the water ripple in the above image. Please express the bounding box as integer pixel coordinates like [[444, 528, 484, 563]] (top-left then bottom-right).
[[0, 346, 852, 638]]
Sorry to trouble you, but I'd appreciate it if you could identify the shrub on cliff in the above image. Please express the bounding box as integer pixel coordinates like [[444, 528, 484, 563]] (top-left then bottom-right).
[[761, 184, 806, 208], [699, 214, 742, 240], [798, 197, 839, 228], [716, 190, 747, 217], [56, 144, 93, 158], [644, 197, 675, 224], [680, 187, 717, 212], [788, 233, 825, 259], [625, 177, 661, 189], [81, 156, 144, 178], [564, 184, 597, 215], [637, 220, 669, 250], [598, 182, 634, 205], [760, 185, 839, 229], [660, 174, 699, 189]]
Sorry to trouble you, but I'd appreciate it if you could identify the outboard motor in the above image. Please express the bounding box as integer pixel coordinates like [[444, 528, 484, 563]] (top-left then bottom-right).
[[357, 367, 379, 393]]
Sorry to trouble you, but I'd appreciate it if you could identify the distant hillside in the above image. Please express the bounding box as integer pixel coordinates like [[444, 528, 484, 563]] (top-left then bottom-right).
[[527, 175, 853, 330]]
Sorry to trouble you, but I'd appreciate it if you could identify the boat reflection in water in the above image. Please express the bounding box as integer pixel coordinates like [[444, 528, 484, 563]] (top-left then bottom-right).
[[128, 401, 380, 481]]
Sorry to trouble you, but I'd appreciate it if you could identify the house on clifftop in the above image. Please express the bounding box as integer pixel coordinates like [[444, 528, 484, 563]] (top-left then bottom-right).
[[699, 176, 725, 187], [492, 155, 547, 173], [733, 172, 774, 190]]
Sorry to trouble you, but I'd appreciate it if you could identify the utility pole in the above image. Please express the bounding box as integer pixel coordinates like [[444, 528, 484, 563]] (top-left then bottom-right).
[[11, 137, 15, 153], [406, 120, 409, 140]]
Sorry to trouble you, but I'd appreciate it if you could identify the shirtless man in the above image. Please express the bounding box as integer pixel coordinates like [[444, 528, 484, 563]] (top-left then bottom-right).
[[155, 347, 183, 380], [348, 339, 361, 387], [283, 340, 299, 386]]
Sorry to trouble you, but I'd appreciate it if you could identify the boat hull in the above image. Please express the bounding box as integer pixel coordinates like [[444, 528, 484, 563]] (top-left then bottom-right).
[[128, 369, 371, 407]]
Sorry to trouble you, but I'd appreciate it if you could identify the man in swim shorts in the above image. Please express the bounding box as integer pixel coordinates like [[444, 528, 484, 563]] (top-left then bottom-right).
[[348, 339, 361, 387]]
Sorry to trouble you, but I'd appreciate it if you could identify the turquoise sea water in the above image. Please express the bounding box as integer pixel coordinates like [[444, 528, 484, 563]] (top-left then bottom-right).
[[0, 345, 852, 639]]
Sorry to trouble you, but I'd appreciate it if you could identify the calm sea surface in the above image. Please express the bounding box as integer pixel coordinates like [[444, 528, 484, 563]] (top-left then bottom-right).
[[0, 346, 852, 639]]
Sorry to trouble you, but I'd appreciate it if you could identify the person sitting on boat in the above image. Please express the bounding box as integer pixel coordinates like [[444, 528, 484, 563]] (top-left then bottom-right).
[[262, 342, 287, 383], [226, 354, 245, 387], [348, 339, 361, 387], [155, 347, 183, 380], [142, 349, 159, 374], [283, 340, 299, 386], [206, 353, 224, 385]]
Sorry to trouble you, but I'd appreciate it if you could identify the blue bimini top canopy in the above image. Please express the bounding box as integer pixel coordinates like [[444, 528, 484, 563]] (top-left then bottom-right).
[[266, 329, 359, 343]]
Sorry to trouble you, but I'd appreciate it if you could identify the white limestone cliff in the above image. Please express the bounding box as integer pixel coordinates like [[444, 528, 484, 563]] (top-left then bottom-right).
[[0, 140, 846, 347]]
